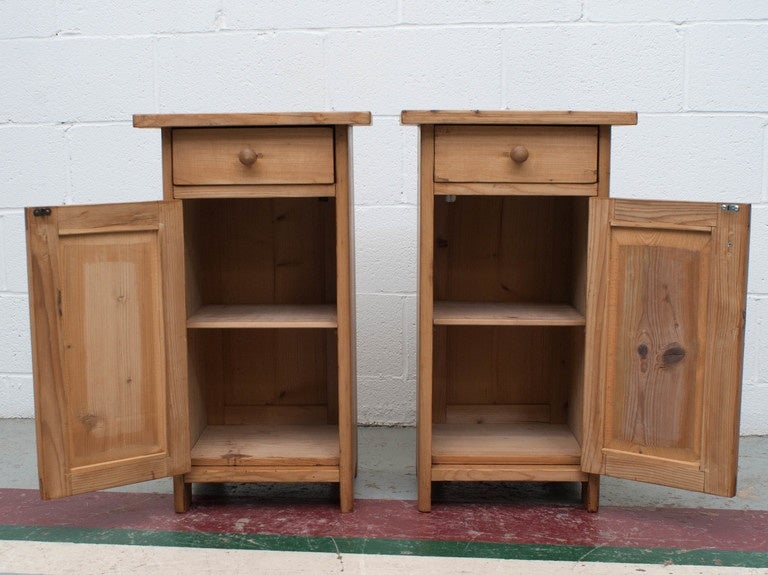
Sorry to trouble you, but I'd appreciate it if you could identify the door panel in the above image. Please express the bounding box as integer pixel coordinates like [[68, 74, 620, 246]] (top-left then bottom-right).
[[583, 199, 749, 496], [606, 227, 709, 462], [27, 201, 190, 499]]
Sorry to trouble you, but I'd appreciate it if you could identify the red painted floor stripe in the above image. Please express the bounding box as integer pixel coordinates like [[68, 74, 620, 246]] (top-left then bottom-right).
[[1, 488, 766, 552]]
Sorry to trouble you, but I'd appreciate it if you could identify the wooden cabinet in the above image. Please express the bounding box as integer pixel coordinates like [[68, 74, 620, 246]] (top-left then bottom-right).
[[26, 112, 371, 512], [401, 110, 750, 512]]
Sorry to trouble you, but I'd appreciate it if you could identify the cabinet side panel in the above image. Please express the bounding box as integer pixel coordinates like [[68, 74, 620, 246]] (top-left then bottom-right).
[[596, 126, 611, 199], [182, 201, 210, 438], [162, 129, 174, 201], [569, 198, 589, 446], [335, 125, 355, 512], [418, 126, 435, 511]]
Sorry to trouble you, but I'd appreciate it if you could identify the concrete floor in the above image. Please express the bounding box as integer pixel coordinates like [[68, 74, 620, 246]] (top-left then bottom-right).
[[1, 419, 766, 510]]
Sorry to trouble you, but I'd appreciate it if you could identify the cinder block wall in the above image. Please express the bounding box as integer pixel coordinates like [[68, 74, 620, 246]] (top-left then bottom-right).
[[1, 2, 766, 432]]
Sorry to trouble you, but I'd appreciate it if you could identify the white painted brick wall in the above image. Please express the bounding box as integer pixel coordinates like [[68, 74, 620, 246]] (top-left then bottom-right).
[[155, 33, 328, 112], [610, 116, 765, 203], [584, 1, 768, 23], [687, 24, 768, 112], [502, 25, 685, 112], [0, 1, 765, 437], [402, 1, 583, 24]]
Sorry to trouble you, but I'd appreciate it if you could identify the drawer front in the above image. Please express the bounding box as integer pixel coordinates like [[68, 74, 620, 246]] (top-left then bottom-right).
[[172, 127, 335, 185], [434, 125, 598, 184]]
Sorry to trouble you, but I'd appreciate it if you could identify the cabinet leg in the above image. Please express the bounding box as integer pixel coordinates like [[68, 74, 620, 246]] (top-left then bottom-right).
[[417, 480, 432, 513], [173, 475, 191, 513], [582, 474, 600, 512], [339, 473, 354, 513]]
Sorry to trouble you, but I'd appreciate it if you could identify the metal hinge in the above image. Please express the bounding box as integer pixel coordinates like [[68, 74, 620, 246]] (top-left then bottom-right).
[[33, 207, 52, 217], [721, 204, 740, 212]]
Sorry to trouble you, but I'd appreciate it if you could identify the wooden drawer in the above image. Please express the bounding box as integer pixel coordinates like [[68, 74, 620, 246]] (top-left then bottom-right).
[[172, 127, 335, 185], [434, 125, 598, 184]]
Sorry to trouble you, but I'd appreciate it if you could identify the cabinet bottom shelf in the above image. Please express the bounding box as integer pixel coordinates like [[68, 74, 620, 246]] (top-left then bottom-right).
[[430, 423, 587, 482], [432, 423, 581, 465], [187, 424, 341, 483]]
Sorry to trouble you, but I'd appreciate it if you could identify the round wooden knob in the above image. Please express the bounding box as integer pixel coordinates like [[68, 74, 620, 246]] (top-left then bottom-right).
[[510, 145, 529, 163], [238, 148, 258, 166]]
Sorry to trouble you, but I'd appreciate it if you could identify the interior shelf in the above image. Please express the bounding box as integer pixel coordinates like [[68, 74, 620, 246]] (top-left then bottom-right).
[[187, 304, 337, 329], [432, 423, 582, 465], [433, 302, 586, 326], [191, 424, 340, 467]]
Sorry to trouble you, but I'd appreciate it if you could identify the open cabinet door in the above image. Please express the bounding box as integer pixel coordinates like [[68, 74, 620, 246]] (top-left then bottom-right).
[[26, 201, 190, 499], [582, 199, 749, 496]]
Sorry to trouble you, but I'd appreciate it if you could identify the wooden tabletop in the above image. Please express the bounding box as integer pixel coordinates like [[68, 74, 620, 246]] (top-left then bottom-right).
[[133, 111, 372, 128], [400, 110, 637, 125]]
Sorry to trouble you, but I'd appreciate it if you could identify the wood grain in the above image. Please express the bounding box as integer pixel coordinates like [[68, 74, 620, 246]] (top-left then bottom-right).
[[333, 125, 357, 513], [221, 329, 328, 411], [434, 182, 597, 196], [582, 474, 600, 512], [161, 129, 174, 201], [223, 405, 327, 425], [605, 226, 710, 461], [433, 302, 585, 326], [603, 449, 704, 492], [185, 466, 339, 483], [173, 184, 336, 199], [401, 110, 637, 125], [135, 111, 372, 128], [187, 304, 337, 328], [27, 202, 189, 499], [172, 127, 334, 185], [445, 404, 550, 424], [434, 125, 597, 184], [417, 126, 436, 512], [701, 204, 750, 496], [596, 126, 611, 199], [190, 425, 339, 466], [586, 199, 748, 496], [432, 464, 587, 482], [432, 423, 582, 465], [581, 198, 612, 475], [612, 199, 718, 228], [184, 198, 335, 306], [440, 326, 576, 410], [433, 196, 576, 304], [173, 475, 191, 513]]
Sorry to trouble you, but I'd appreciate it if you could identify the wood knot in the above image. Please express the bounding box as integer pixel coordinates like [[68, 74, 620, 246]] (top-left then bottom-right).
[[662, 345, 686, 365], [637, 344, 648, 359], [80, 414, 98, 431]]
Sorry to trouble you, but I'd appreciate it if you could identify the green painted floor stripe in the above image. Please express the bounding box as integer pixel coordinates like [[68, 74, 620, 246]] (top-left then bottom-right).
[[0, 525, 766, 568]]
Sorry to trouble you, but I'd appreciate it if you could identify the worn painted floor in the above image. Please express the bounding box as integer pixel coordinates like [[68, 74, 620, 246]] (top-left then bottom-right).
[[0, 421, 766, 573]]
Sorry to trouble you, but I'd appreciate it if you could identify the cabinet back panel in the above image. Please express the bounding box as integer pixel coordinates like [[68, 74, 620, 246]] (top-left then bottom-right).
[[184, 199, 336, 306], [191, 329, 337, 426], [435, 326, 579, 425], [434, 196, 576, 303]]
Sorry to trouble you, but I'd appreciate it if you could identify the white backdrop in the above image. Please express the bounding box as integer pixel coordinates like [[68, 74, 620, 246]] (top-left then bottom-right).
[[1, 1, 766, 433]]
